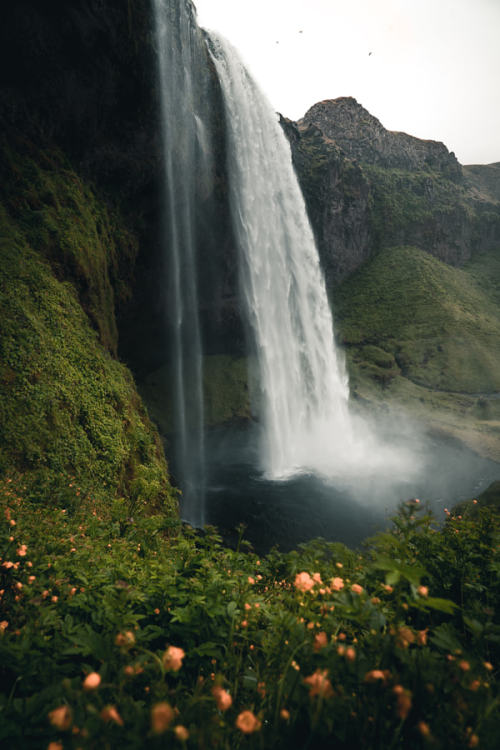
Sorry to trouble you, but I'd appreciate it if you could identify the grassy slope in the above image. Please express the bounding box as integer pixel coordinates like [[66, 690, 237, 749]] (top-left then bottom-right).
[[0, 138, 177, 513], [334, 245, 500, 457]]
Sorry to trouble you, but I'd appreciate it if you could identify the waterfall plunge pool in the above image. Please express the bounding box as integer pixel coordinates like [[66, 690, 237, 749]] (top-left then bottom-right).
[[202, 423, 500, 554]]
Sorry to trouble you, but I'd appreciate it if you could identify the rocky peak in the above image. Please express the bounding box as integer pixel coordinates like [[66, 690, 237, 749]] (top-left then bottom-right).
[[299, 97, 462, 180]]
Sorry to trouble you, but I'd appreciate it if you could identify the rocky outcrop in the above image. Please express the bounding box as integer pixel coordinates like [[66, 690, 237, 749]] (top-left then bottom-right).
[[285, 97, 500, 282], [300, 97, 462, 180], [281, 116, 373, 285]]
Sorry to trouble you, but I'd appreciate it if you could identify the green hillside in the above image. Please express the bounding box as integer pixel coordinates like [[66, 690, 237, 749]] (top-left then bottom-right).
[[335, 245, 500, 456]]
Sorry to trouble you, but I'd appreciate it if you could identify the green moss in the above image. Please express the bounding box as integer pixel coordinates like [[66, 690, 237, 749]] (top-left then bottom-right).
[[335, 245, 500, 394], [0, 143, 177, 514], [203, 355, 250, 426], [363, 165, 466, 245], [0, 137, 137, 354]]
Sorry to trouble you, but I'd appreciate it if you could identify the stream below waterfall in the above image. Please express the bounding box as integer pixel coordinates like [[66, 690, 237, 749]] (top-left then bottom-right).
[[203, 424, 500, 554]]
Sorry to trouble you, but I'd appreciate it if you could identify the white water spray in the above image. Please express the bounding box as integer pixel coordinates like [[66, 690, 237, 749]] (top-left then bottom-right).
[[208, 32, 416, 481]]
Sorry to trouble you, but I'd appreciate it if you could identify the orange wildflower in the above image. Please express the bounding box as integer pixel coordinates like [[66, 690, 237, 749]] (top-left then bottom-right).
[[459, 660, 471, 671], [0, 621, 8, 633], [48, 705, 72, 730], [294, 572, 315, 592], [280, 708, 290, 720], [393, 685, 412, 719], [417, 629, 428, 646], [47, 743, 63, 750], [248, 576, 255, 584], [330, 576, 344, 591], [351, 583, 363, 595], [314, 631, 328, 651], [163, 645, 185, 671], [304, 669, 334, 699], [115, 631, 136, 648], [312, 572, 322, 584], [345, 646, 356, 662], [417, 585, 429, 597], [16, 544, 27, 557], [417, 721, 431, 738], [83, 672, 101, 690], [364, 669, 386, 683], [174, 725, 189, 741], [236, 710, 261, 733], [212, 686, 232, 711], [101, 705, 124, 726], [151, 702, 174, 733]]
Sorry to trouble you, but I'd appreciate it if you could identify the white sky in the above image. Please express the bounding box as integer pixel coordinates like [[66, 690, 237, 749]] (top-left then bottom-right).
[[194, 0, 500, 165]]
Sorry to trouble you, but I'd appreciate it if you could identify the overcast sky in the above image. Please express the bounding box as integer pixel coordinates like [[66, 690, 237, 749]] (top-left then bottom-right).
[[194, 0, 500, 165]]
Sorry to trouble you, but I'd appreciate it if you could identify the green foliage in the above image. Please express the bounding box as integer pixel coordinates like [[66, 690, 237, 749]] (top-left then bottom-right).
[[0, 140, 176, 512], [1, 479, 498, 749], [335, 244, 500, 394]]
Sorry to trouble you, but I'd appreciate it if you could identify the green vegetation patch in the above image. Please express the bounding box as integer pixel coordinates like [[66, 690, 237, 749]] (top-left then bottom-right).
[[335, 245, 500, 393], [1, 478, 498, 748], [0, 137, 137, 354], [0, 142, 176, 513]]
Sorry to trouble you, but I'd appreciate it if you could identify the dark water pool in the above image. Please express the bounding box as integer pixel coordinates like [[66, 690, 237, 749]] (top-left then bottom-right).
[[203, 424, 500, 554]]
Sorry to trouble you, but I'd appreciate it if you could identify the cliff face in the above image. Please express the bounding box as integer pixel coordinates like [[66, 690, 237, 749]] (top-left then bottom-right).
[[286, 97, 500, 282], [300, 98, 462, 178]]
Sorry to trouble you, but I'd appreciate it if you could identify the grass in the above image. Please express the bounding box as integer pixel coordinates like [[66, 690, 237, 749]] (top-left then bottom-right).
[[1, 476, 498, 749]]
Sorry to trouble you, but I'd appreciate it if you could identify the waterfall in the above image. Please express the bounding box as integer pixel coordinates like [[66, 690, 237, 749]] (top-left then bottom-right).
[[207, 33, 365, 480], [153, 0, 209, 525]]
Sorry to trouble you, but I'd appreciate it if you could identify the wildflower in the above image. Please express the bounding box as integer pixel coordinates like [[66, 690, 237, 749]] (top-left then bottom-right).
[[345, 646, 356, 662], [417, 629, 428, 646], [467, 732, 479, 748], [16, 544, 27, 557], [83, 672, 101, 690], [27, 575, 35, 583], [312, 572, 322, 584], [280, 708, 290, 720], [469, 679, 481, 691], [248, 576, 255, 584], [417, 585, 428, 597], [241, 619, 248, 628], [364, 670, 386, 683], [1, 561, 14, 569], [383, 584, 394, 593], [151, 702, 174, 733], [244, 602, 252, 611], [48, 705, 72, 731], [304, 669, 334, 699], [336, 562, 343, 568], [294, 572, 315, 592], [291, 660, 300, 671], [47, 743, 63, 750], [163, 645, 185, 671], [330, 576, 344, 591], [257, 681, 266, 698], [236, 710, 261, 733], [484, 661, 493, 671], [459, 660, 471, 671], [115, 631, 136, 648], [396, 627, 415, 648], [417, 720, 431, 737], [314, 631, 328, 651], [371, 597, 381, 605], [174, 725, 189, 741], [351, 583, 363, 595], [101, 705, 124, 726], [212, 686, 232, 711], [393, 685, 412, 719]]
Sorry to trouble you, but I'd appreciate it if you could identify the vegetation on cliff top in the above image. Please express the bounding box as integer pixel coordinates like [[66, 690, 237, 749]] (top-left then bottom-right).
[[1, 476, 498, 748]]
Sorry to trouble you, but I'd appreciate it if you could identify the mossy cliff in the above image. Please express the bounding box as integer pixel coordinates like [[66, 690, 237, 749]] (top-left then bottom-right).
[[0, 136, 177, 513]]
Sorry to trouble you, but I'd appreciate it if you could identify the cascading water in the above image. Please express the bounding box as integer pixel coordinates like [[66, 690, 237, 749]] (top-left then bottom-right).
[[153, 0, 211, 525], [207, 32, 379, 480]]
